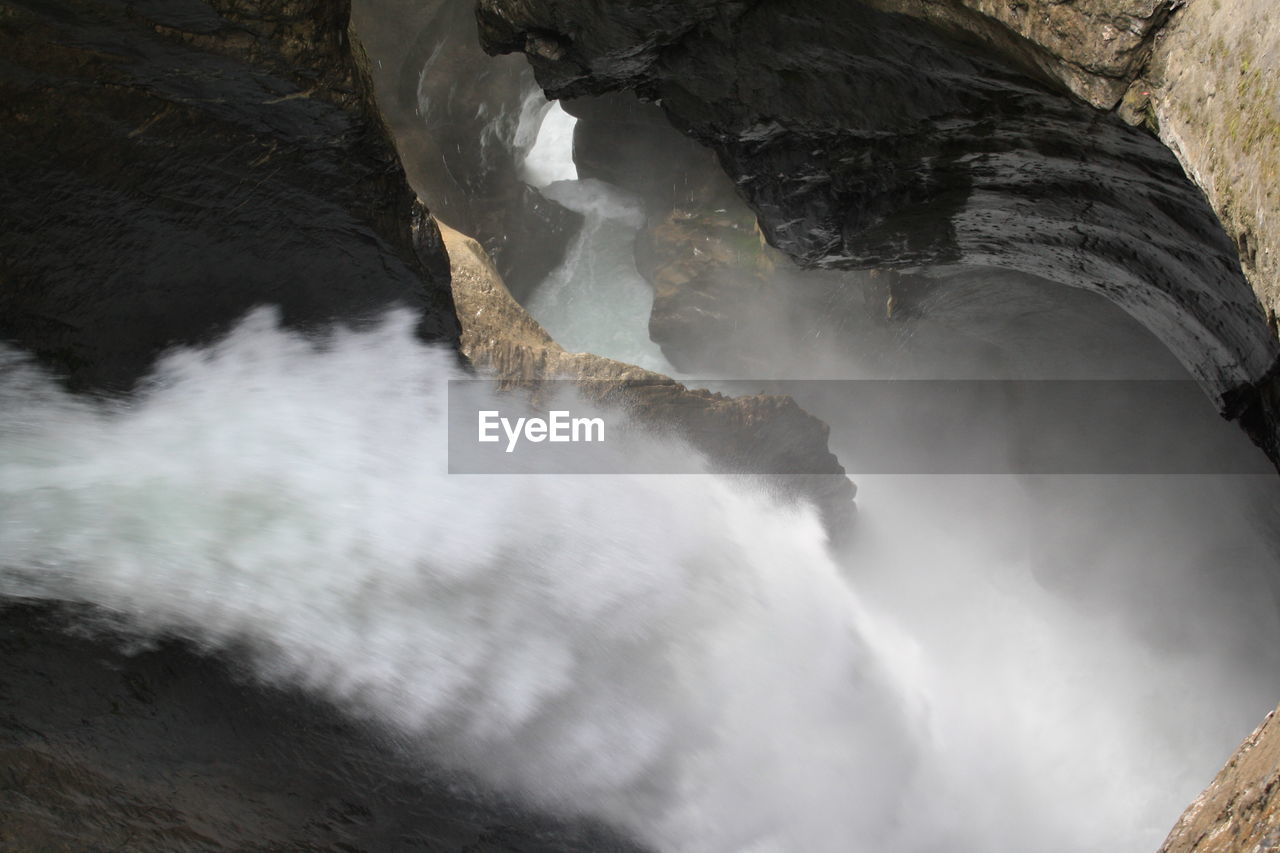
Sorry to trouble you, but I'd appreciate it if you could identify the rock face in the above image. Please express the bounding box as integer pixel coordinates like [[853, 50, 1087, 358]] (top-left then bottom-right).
[[0, 1, 620, 849], [1123, 0, 1280, 461], [1134, 0, 1279, 340], [0, 602, 641, 853], [352, 0, 582, 300], [0, 0, 458, 392], [562, 93, 908, 379], [441, 220, 858, 532], [1158, 702, 1280, 853], [475, 0, 1278, 431], [856, 0, 1181, 108], [476, 0, 1280, 842]]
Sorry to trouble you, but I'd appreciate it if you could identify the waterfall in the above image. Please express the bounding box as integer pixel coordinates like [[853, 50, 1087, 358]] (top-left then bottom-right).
[[0, 309, 911, 853], [3, 307, 1277, 852]]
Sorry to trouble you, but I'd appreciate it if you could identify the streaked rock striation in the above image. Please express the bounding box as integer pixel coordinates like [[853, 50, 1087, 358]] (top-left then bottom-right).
[[475, 0, 1280, 456]]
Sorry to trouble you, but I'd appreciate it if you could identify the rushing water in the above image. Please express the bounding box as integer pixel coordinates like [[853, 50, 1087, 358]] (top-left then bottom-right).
[[5, 299, 1279, 853], [4, 3, 1280, 850], [499, 93, 1280, 853], [0, 311, 912, 853]]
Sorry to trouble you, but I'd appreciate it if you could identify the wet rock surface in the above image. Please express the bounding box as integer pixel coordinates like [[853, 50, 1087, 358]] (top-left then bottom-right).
[[476, 0, 1277, 408], [353, 0, 582, 301], [478, 2, 1280, 844], [442, 220, 858, 533], [0, 0, 458, 393], [633, 161, 884, 378], [0, 602, 644, 853], [0, 2, 638, 850]]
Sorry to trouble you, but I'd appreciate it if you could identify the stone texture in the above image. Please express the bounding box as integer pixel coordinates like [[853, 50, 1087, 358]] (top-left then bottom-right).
[[352, 0, 583, 301], [0, 0, 458, 393], [560, 93, 903, 378], [1148, 0, 1280, 328], [475, 0, 1280, 840], [1158, 702, 1280, 853], [632, 160, 890, 377], [0, 602, 642, 853], [1124, 0, 1280, 454], [477, 0, 1276, 415], [857, 0, 1180, 107], [441, 220, 858, 532]]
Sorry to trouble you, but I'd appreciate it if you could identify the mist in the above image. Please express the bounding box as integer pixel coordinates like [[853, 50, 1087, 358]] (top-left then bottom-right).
[[498, 77, 1280, 851], [0, 309, 924, 853], [0, 1, 1276, 851]]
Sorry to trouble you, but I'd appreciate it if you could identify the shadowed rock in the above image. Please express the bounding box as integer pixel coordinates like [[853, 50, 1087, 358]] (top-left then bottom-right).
[[0, 0, 458, 393], [352, 0, 583, 301], [475, 0, 1276, 416], [0, 602, 645, 853]]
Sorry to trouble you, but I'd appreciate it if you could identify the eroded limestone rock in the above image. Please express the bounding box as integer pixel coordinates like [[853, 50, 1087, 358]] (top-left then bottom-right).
[[441, 220, 858, 531], [858, 0, 1181, 107], [1158, 702, 1280, 853]]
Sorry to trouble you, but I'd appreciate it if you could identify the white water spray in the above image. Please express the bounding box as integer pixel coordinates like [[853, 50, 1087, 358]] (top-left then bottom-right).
[[3, 309, 1278, 853], [0, 309, 917, 853], [525, 179, 679, 374]]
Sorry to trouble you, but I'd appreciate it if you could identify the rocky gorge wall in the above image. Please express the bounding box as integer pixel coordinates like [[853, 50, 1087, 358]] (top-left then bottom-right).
[[350, 0, 585, 301], [1158, 705, 1280, 853], [441, 220, 857, 530], [348, 0, 858, 526], [476, 0, 1280, 443]]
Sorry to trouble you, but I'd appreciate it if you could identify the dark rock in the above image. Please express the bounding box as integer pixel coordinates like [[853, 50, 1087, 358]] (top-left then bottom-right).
[[476, 0, 1277, 410], [352, 0, 582, 302], [562, 92, 716, 217], [0, 601, 646, 853], [0, 0, 459, 393]]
